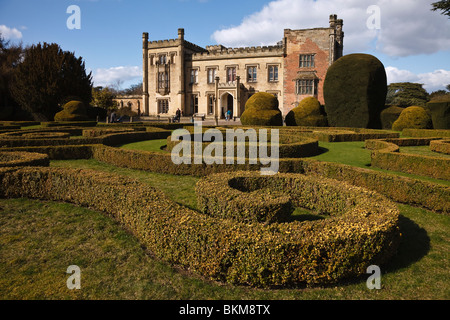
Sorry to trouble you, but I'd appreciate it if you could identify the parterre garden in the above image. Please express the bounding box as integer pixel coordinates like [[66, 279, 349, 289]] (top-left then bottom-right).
[[0, 119, 449, 299]]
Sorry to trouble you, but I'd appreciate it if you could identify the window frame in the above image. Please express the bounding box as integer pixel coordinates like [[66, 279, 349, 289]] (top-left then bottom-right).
[[299, 54, 315, 68], [157, 99, 169, 114], [268, 65, 279, 82], [247, 66, 257, 83]]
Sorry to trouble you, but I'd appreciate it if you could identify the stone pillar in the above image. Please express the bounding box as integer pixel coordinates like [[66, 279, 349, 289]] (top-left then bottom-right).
[[142, 32, 149, 115], [178, 28, 186, 115], [214, 76, 220, 126], [236, 76, 241, 117]]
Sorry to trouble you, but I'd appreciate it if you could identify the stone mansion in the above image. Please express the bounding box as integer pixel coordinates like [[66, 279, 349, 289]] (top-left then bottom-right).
[[132, 14, 343, 119]]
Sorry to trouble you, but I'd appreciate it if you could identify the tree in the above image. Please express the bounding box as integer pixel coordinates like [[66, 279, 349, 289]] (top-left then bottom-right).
[[447, 84, 450, 92], [0, 35, 24, 119], [122, 81, 143, 96], [385, 82, 429, 108], [431, 1, 450, 17], [91, 86, 118, 111], [10, 42, 92, 121]]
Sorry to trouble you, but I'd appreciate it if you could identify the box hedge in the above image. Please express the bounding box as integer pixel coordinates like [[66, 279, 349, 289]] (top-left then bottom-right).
[[0, 151, 49, 167], [0, 167, 400, 288], [430, 139, 450, 155]]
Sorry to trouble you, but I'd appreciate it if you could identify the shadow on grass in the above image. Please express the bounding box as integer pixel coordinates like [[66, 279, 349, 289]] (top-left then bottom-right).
[[384, 214, 430, 273]]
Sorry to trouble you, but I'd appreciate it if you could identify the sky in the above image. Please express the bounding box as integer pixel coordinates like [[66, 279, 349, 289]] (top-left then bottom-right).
[[1, 0, 449, 93]]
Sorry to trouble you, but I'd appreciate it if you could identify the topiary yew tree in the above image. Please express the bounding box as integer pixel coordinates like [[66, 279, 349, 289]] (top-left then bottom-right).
[[10, 42, 92, 121], [323, 53, 387, 128], [240, 92, 283, 126], [285, 96, 327, 127]]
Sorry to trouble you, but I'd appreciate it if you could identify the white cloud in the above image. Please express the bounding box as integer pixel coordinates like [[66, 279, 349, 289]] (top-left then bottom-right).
[[386, 66, 450, 92], [93, 66, 142, 88], [0, 25, 23, 40], [211, 0, 450, 57]]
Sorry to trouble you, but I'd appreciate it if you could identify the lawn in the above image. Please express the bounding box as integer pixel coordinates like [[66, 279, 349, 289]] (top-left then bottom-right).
[[0, 139, 449, 300]]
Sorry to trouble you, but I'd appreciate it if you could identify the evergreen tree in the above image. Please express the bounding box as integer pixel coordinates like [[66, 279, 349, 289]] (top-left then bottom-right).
[[91, 86, 118, 111], [10, 42, 92, 121], [385, 82, 429, 108], [432, 1, 450, 17]]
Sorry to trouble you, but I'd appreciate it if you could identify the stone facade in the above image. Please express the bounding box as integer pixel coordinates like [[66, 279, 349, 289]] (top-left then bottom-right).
[[142, 14, 343, 118], [114, 95, 143, 115]]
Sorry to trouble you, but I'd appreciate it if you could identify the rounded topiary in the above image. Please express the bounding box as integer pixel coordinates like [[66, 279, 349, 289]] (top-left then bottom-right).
[[54, 100, 89, 122], [380, 106, 404, 129], [323, 53, 387, 128], [392, 106, 432, 131], [240, 92, 283, 126], [285, 97, 327, 127]]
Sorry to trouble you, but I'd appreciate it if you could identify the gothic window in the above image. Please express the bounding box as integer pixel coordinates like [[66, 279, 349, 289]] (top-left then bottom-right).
[[159, 55, 167, 65], [207, 68, 216, 84], [299, 54, 315, 68], [247, 66, 257, 83], [227, 67, 236, 82], [158, 99, 169, 114], [158, 72, 169, 89], [268, 65, 279, 82], [296, 79, 317, 95]]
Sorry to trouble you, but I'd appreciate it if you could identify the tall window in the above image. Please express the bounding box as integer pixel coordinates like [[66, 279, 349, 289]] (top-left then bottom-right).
[[227, 67, 236, 82], [208, 94, 215, 114], [159, 55, 167, 65], [158, 99, 169, 114], [268, 65, 278, 82], [190, 69, 198, 84], [158, 72, 169, 89], [247, 66, 257, 83], [296, 79, 316, 95], [207, 68, 216, 84], [299, 54, 315, 68], [191, 94, 199, 114]]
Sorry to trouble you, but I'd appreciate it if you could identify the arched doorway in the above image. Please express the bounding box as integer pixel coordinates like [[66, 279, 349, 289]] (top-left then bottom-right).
[[221, 92, 234, 119]]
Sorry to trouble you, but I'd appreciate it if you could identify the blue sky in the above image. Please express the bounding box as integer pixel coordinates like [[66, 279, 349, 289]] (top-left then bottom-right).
[[1, 0, 449, 92]]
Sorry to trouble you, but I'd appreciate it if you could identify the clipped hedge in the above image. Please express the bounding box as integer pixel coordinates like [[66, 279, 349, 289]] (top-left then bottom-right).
[[0, 151, 49, 167], [402, 128, 450, 138], [0, 167, 400, 287], [430, 139, 450, 155], [240, 92, 283, 126], [0, 131, 70, 140], [324, 53, 387, 128], [366, 138, 450, 180], [285, 97, 327, 127], [392, 106, 432, 131], [381, 106, 404, 130], [427, 101, 450, 129]]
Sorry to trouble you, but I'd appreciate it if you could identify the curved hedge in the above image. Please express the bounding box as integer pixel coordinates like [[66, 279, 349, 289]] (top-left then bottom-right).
[[430, 139, 450, 155], [0, 151, 49, 167], [0, 131, 70, 140], [366, 138, 450, 180], [0, 167, 400, 288], [285, 97, 327, 127]]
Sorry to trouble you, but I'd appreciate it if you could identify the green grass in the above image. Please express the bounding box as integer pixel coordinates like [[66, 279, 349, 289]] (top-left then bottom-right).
[[119, 139, 168, 153]]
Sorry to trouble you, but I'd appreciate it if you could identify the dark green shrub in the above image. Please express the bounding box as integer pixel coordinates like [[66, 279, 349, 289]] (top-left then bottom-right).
[[285, 97, 327, 127], [427, 101, 450, 129], [380, 106, 404, 129], [392, 106, 432, 131], [323, 53, 387, 128], [54, 101, 89, 122], [240, 93, 283, 126]]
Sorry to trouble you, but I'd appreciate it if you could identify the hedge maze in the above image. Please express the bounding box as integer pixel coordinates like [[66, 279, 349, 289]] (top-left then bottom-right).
[[0, 121, 448, 288]]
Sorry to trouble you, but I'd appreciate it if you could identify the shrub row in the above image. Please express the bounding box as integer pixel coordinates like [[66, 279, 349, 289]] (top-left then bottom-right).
[[166, 133, 320, 159], [366, 138, 450, 180], [0, 131, 71, 140], [430, 139, 450, 155], [402, 128, 450, 138], [0, 167, 400, 287], [40, 121, 98, 128], [0, 151, 49, 167]]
